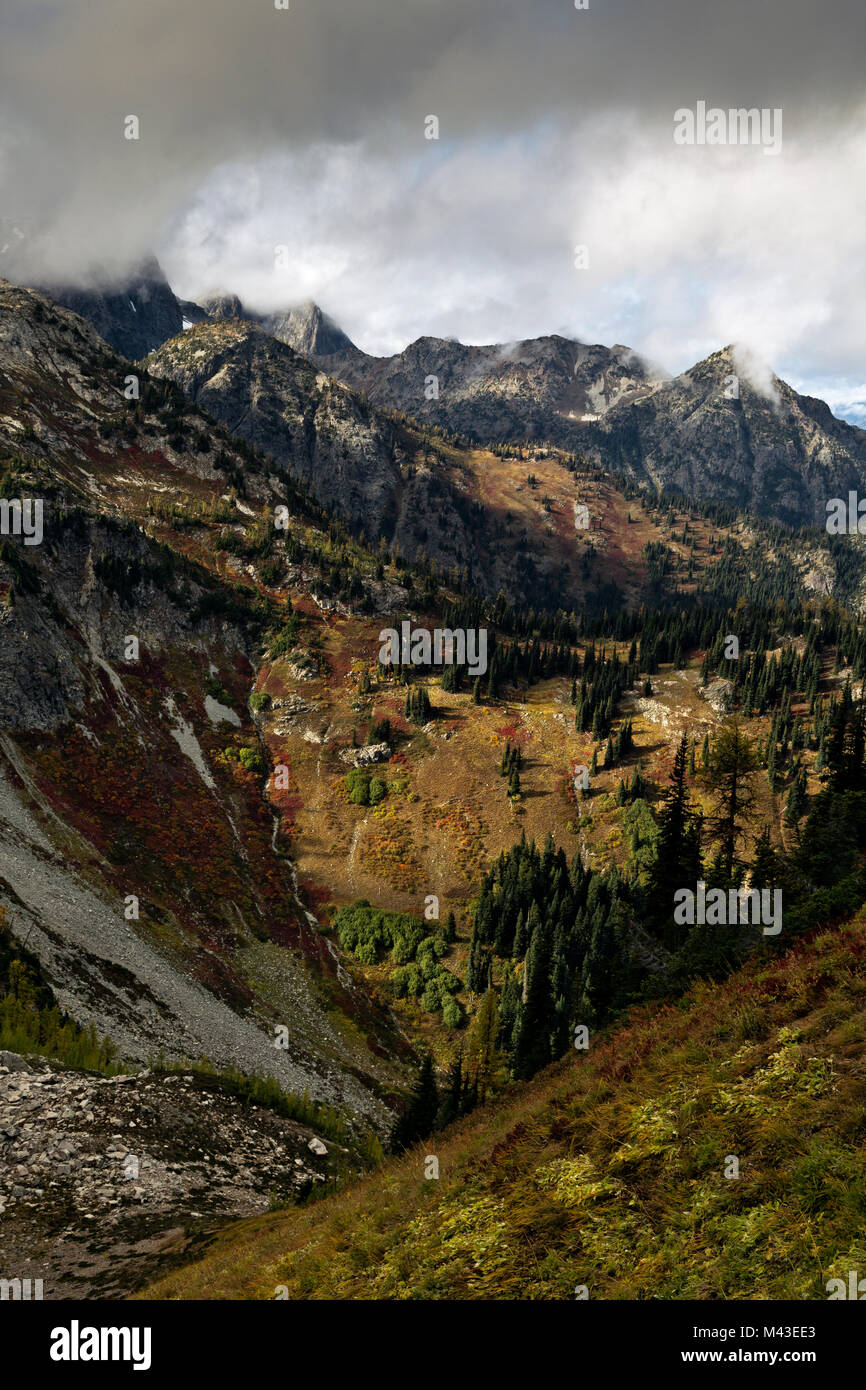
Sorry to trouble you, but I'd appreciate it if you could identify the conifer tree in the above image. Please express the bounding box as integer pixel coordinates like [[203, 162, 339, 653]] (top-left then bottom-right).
[[392, 1053, 439, 1150], [436, 1052, 464, 1129], [647, 731, 703, 946], [703, 720, 758, 886], [784, 763, 808, 828], [750, 827, 781, 891], [466, 990, 502, 1101], [512, 913, 554, 1078]]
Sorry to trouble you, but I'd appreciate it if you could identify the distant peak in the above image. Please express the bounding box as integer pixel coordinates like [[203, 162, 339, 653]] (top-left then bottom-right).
[[266, 301, 356, 357], [202, 293, 249, 321]]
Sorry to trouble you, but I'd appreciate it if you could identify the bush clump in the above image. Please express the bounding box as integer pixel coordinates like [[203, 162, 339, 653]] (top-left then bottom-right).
[[334, 902, 462, 1022]]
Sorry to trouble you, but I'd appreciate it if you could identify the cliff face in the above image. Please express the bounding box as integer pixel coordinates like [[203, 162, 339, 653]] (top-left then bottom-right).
[[37, 256, 186, 362], [146, 320, 404, 531], [267, 301, 356, 357]]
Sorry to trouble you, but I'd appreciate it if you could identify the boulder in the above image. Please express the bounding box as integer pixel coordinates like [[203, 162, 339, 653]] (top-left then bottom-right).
[[339, 742, 391, 768], [0, 1051, 34, 1073]]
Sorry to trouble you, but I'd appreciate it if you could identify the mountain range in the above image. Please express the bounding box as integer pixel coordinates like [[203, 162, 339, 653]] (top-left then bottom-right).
[[17, 255, 866, 532]]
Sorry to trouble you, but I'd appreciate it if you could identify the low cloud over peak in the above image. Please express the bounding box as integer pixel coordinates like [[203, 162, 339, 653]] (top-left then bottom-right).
[[2, 0, 865, 416]]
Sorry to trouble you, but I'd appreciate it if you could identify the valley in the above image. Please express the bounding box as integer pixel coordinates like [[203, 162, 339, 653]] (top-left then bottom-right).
[[1, 272, 865, 1304]]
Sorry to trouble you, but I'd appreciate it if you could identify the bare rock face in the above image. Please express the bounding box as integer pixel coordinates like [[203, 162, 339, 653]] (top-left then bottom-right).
[[318, 332, 661, 446], [37, 256, 185, 362], [267, 301, 355, 358], [144, 320, 490, 584], [146, 321, 401, 533], [586, 346, 866, 529], [311, 316, 866, 532], [201, 293, 248, 321]]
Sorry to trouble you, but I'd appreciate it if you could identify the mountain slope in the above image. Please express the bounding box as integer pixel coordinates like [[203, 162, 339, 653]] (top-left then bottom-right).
[[145, 320, 410, 541], [146, 319, 650, 610], [141, 908, 866, 1300], [29, 256, 866, 532], [147, 319, 864, 615], [37, 256, 186, 362], [318, 331, 660, 444], [0, 280, 409, 1128], [585, 347, 866, 530], [292, 310, 866, 532]]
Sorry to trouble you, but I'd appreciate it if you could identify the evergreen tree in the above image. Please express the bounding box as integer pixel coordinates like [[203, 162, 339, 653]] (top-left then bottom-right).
[[703, 720, 759, 887], [466, 990, 501, 1101], [436, 1051, 464, 1129], [392, 1053, 439, 1150], [750, 827, 782, 891], [646, 731, 703, 947], [512, 912, 554, 1078], [784, 763, 808, 828]]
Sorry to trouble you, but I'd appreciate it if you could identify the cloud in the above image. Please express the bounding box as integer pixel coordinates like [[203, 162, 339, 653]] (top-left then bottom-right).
[[732, 346, 782, 409], [1, 0, 865, 411]]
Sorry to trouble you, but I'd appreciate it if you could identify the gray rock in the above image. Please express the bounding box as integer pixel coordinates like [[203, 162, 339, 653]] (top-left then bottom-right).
[[339, 742, 391, 768], [702, 678, 734, 713], [0, 1051, 33, 1073]]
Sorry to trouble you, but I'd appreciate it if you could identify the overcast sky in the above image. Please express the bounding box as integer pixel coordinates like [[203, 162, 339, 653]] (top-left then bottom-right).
[[2, 0, 866, 417]]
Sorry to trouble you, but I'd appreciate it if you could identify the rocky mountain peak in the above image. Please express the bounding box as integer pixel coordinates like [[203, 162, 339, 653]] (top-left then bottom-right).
[[267, 300, 356, 357], [202, 292, 249, 321], [35, 254, 184, 361]]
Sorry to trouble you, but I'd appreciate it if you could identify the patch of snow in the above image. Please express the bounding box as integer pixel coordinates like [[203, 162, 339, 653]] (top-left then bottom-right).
[[182, 318, 193, 330], [128, 299, 137, 314], [205, 694, 240, 727], [163, 696, 216, 790]]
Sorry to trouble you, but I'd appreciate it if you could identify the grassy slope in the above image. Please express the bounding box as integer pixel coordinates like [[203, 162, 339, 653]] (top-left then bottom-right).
[[141, 910, 866, 1300]]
